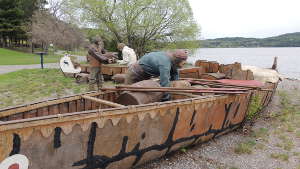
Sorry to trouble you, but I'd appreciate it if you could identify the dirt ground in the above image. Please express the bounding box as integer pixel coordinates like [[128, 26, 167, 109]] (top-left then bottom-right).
[[136, 79, 300, 169]]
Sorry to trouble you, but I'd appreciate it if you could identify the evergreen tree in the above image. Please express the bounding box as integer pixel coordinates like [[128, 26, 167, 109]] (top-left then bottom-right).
[[0, 0, 47, 47]]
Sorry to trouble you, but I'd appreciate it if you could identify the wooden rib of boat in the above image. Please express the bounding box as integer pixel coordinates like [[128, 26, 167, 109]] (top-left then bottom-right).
[[0, 80, 277, 169]]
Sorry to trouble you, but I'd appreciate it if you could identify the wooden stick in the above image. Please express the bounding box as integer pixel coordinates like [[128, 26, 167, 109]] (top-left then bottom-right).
[[186, 79, 260, 89], [81, 95, 125, 108], [189, 81, 253, 89], [188, 80, 273, 91], [101, 88, 248, 94], [180, 78, 221, 83], [171, 92, 202, 98], [116, 85, 250, 91]]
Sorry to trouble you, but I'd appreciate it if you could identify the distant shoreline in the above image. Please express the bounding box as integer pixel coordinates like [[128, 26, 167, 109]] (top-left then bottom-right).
[[199, 32, 300, 48]]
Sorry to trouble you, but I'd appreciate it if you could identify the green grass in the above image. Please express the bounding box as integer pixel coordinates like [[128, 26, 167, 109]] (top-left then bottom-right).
[[247, 95, 262, 120], [0, 69, 90, 109], [270, 153, 289, 161], [249, 127, 269, 143], [67, 50, 87, 56], [293, 152, 300, 156], [234, 139, 256, 154], [251, 127, 269, 138], [0, 48, 61, 65], [273, 90, 300, 136], [296, 130, 300, 138]]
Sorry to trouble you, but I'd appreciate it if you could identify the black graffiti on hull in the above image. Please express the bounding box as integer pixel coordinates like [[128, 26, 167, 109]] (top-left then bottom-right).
[[73, 102, 241, 169], [54, 127, 62, 149], [9, 133, 21, 156]]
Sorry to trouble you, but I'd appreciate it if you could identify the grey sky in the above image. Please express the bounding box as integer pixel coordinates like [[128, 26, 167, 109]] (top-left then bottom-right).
[[189, 0, 300, 39]]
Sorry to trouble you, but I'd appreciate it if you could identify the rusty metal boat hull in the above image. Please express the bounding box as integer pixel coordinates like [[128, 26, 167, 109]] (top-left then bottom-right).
[[0, 81, 277, 169]]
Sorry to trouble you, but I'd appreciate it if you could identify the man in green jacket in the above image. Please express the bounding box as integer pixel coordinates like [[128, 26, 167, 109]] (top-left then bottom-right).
[[125, 49, 188, 100]]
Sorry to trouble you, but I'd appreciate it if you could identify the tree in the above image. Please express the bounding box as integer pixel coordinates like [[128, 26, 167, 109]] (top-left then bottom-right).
[[30, 10, 85, 51], [0, 0, 25, 47], [65, 0, 200, 56], [0, 0, 47, 47]]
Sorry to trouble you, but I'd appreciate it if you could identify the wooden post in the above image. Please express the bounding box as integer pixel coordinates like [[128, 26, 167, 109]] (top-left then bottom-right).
[[272, 56, 278, 70]]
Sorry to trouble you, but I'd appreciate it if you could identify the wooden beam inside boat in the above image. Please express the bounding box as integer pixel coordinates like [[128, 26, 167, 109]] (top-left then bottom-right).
[[81, 95, 125, 108], [171, 92, 203, 98]]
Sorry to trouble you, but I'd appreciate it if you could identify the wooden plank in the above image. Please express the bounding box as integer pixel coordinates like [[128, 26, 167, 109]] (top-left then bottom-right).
[[209, 61, 219, 73], [76, 99, 84, 112], [82, 95, 124, 108], [91, 99, 98, 109], [84, 98, 92, 111], [108, 92, 114, 102], [121, 67, 128, 74], [69, 101, 77, 113], [246, 70, 254, 80], [8, 113, 23, 121], [49, 105, 59, 115], [97, 94, 104, 109], [24, 110, 37, 119], [101, 65, 113, 75], [37, 107, 48, 117], [200, 73, 225, 80], [112, 67, 122, 75], [59, 103, 69, 114], [0, 117, 8, 121]]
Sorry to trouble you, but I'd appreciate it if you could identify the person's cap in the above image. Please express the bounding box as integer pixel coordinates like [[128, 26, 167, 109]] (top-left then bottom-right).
[[173, 49, 188, 60]]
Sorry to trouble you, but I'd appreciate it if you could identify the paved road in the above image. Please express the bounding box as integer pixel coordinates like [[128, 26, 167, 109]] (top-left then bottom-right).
[[0, 63, 59, 75]]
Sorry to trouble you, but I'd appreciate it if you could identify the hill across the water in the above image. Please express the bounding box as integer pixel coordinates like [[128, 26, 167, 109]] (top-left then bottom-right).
[[200, 32, 300, 48]]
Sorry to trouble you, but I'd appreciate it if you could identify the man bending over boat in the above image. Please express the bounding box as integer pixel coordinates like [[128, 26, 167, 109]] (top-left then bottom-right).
[[87, 36, 115, 91], [125, 49, 188, 101], [116, 43, 137, 66]]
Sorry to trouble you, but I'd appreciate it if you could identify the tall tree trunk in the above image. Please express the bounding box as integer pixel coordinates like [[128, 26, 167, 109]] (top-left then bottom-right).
[[0, 35, 3, 47]]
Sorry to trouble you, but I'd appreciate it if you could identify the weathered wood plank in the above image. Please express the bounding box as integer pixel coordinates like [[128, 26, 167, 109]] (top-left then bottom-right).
[[49, 105, 59, 115], [69, 101, 77, 113], [82, 95, 124, 108]]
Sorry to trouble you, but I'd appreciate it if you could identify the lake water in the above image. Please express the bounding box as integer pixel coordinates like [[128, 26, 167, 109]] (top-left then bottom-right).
[[188, 47, 300, 79]]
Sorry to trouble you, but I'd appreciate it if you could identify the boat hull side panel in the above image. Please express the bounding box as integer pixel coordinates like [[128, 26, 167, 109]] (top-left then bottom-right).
[[0, 94, 251, 169]]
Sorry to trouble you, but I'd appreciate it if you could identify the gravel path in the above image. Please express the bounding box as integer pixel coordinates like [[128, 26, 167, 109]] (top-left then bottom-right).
[[0, 63, 59, 75]]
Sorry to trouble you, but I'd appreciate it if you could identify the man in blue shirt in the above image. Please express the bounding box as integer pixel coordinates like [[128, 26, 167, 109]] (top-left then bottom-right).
[[125, 49, 188, 100]]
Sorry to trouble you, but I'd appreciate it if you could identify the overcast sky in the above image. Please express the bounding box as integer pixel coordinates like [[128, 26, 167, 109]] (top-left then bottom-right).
[[188, 0, 300, 39]]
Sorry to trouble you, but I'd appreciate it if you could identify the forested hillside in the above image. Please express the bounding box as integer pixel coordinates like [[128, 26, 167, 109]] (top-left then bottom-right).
[[200, 32, 300, 48]]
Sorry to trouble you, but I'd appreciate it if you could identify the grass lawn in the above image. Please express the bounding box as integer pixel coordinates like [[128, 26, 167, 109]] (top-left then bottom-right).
[[0, 68, 117, 109], [68, 49, 87, 56], [0, 48, 61, 65], [0, 69, 91, 109]]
